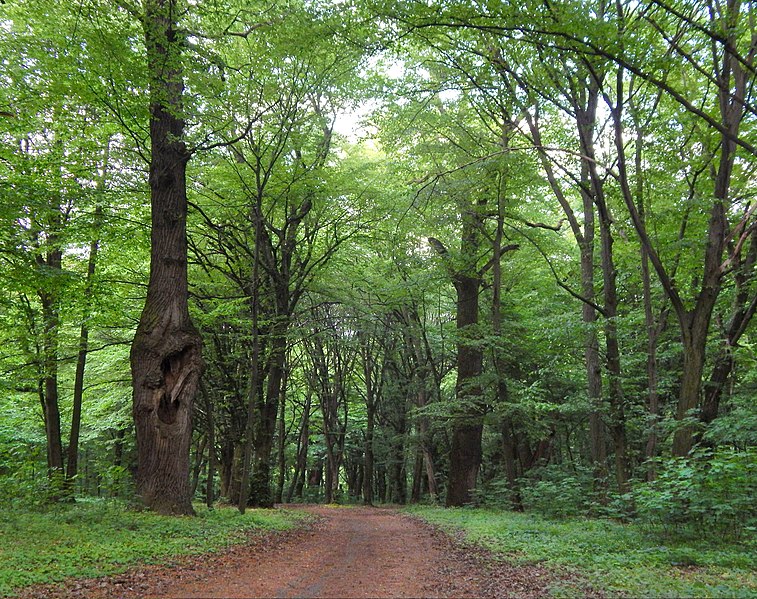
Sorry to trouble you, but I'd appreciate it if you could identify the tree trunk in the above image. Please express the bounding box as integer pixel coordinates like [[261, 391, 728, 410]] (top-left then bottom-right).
[[363, 401, 375, 505], [274, 368, 288, 504], [446, 271, 484, 507], [287, 395, 310, 502], [67, 140, 109, 493], [40, 280, 64, 482], [249, 332, 287, 508], [201, 382, 216, 507], [595, 195, 630, 494], [66, 202, 104, 493], [491, 191, 522, 509], [131, 0, 203, 515], [672, 315, 710, 456]]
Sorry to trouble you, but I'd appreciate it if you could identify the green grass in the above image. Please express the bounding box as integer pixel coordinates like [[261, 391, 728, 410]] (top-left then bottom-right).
[[407, 506, 757, 598], [0, 499, 309, 597]]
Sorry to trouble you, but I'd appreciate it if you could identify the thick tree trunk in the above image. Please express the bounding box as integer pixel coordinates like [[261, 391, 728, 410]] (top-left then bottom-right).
[[446, 272, 484, 507], [672, 316, 710, 456], [131, 0, 203, 515]]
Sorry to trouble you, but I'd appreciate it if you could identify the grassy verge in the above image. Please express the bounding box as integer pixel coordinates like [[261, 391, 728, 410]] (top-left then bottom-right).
[[0, 499, 309, 597], [406, 505, 757, 598]]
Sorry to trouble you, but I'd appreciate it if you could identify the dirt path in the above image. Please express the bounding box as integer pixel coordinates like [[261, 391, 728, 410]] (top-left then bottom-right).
[[25, 504, 574, 599], [161, 505, 481, 598]]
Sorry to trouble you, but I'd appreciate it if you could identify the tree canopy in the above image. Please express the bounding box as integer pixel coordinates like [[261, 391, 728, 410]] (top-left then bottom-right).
[[0, 0, 754, 535]]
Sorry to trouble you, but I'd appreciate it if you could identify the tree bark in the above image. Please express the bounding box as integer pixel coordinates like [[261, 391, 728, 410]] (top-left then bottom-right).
[[130, 0, 203, 515], [40, 276, 64, 481], [446, 272, 484, 507]]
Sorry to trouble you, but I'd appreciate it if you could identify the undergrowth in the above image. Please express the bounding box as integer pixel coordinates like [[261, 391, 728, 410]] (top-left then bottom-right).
[[0, 499, 308, 597], [407, 505, 757, 598]]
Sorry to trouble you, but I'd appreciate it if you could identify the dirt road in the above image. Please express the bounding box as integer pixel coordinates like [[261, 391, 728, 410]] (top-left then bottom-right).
[[26, 504, 567, 598], [163, 505, 478, 598]]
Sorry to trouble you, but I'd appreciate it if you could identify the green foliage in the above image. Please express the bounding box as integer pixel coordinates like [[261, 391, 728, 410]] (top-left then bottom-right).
[[518, 465, 595, 518], [0, 500, 309, 597], [407, 506, 757, 598], [636, 448, 757, 540]]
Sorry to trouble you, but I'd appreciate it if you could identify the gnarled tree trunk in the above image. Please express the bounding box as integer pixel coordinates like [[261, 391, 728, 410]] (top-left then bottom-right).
[[130, 0, 203, 516]]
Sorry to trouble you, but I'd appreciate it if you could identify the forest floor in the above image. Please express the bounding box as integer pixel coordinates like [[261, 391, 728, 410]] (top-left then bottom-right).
[[22, 504, 587, 598]]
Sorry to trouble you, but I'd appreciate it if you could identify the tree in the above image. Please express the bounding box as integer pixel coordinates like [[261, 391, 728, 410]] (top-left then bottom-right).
[[130, 0, 204, 515]]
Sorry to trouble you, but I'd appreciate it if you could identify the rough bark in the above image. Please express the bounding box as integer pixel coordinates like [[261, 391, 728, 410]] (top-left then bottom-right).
[[130, 0, 203, 515], [446, 272, 484, 507]]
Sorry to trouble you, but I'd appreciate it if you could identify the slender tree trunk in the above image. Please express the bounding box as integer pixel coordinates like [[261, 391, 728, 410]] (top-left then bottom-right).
[[632, 121, 662, 480], [407, 314, 438, 501], [249, 332, 286, 508], [191, 436, 206, 495], [363, 401, 375, 505], [67, 141, 109, 493], [274, 367, 288, 504], [66, 201, 105, 493], [201, 382, 216, 507], [131, 0, 203, 515], [421, 417, 438, 499], [287, 395, 310, 502], [41, 283, 64, 481], [595, 197, 630, 494], [410, 443, 423, 503], [491, 183, 523, 508], [389, 411, 407, 504], [526, 109, 606, 491]]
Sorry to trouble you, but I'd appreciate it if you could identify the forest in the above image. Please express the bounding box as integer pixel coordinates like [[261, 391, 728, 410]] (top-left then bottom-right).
[[0, 0, 756, 595]]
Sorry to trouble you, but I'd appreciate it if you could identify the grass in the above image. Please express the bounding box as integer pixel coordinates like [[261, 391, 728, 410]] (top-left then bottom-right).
[[0, 498, 309, 597], [406, 505, 757, 598]]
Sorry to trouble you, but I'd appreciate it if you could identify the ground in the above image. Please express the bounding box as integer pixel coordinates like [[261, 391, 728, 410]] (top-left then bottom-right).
[[23, 505, 582, 598]]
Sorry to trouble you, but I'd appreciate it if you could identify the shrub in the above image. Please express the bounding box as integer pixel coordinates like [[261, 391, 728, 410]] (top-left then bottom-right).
[[519, 464, 595, 518], [635, 447, 757, 539]]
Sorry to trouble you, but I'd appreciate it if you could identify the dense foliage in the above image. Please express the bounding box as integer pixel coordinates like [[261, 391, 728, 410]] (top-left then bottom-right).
[[0, 0, 755, 547]]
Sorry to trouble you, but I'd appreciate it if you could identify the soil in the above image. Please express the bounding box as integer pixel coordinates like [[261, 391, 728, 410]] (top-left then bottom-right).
[[22, 504, 587, 599]]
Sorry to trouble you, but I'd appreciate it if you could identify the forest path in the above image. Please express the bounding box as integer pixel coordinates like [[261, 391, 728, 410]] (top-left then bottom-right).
[[160, 504, 485, 598], [26, 504, 566, 598]]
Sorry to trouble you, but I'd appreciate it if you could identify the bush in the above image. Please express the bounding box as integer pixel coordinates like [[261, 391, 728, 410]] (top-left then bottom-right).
[[635, 447, 757, 539], [519, 464, 595, 518]]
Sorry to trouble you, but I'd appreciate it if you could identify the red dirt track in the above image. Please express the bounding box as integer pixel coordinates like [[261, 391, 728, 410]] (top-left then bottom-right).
[[24, 504, 572, 598]]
